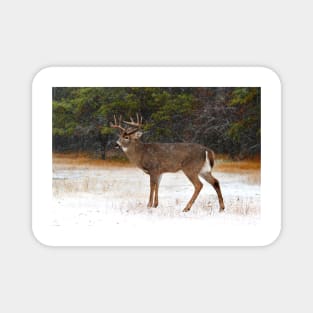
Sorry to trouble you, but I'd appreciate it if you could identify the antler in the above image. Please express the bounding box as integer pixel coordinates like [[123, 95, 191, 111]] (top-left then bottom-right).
[[110, 115, 126, 133], [123, 113, 143, 128]]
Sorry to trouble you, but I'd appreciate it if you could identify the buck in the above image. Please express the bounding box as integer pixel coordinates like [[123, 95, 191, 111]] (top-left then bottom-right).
[[111, 114, 225, 212]]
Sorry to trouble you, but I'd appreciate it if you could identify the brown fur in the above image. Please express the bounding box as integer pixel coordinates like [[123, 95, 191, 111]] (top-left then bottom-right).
[[117, 136, 224, 212], [111, 115, 224, 212]]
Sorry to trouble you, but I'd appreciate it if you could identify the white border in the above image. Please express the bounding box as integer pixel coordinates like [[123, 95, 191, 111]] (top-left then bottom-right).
[[32, 67, 281, 246]]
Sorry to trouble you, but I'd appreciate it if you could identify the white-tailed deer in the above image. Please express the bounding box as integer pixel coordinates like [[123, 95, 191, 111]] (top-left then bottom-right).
[[111, 114, 225, 212]]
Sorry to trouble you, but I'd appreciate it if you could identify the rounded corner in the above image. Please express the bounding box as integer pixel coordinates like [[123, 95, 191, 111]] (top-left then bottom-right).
[[31, 225, 54, 248], [261, 224, 282, 247], [32, 66, 55, 88], [258, 66, 282, 87]]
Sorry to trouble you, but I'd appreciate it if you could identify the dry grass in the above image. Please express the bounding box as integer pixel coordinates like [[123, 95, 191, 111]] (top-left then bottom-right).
[[215, 158, 260, 185], [215, 158, 260, 172], [53, 177, 106, 197], [242, 171, 260, 185], [226, 196, 260, 215], [53, 173, 124, 197], [53, 153, 260, 169], [53, 153, 131, 170]]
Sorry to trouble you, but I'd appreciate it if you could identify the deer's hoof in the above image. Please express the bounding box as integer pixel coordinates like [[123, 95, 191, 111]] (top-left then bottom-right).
[[183, 207, 190, 212], [219, 206, 225, 212]]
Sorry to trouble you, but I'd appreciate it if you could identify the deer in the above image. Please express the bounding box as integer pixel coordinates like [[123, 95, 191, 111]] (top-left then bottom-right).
[[110, 114, 225, 212]]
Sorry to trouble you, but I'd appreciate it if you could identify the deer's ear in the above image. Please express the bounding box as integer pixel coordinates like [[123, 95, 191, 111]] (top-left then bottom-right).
[[133, 131, 143, 139]]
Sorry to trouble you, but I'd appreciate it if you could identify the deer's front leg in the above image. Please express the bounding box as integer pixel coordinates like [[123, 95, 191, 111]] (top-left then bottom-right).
[[147, 175, 156, 208], [153, 174, 162, 208]]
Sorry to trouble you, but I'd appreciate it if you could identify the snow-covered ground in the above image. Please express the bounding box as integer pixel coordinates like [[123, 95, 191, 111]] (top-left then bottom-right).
[[52, 164, 260, 228]]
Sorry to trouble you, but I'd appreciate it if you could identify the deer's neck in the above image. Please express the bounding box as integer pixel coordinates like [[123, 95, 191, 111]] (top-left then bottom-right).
[[124, 140, 144, 165]]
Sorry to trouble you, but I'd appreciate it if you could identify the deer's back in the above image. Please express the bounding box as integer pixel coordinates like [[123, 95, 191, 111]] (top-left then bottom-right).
[[139, 142, 208, 173]]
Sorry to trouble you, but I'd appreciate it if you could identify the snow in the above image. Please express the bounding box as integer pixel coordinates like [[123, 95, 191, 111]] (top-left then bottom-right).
[[52, 165, 260, 228]]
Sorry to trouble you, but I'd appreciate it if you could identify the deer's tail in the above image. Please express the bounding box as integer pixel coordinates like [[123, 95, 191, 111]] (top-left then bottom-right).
[[206, 149, 215, 169]]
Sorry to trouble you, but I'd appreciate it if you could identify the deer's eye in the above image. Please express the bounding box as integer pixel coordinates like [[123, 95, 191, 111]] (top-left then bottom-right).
[[124, 136, 129, 140]]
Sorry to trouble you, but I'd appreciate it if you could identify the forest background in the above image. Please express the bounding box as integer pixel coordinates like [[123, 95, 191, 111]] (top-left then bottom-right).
[[52, 87, 260, 160]]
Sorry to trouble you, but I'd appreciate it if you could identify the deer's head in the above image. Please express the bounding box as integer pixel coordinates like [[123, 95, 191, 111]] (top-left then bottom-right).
[[110, 114, 143, 151]]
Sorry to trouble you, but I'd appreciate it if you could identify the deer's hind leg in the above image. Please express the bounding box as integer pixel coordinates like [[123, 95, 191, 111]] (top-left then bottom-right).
[[182, 170, 203, 212], [200, 172, 225, 211]]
